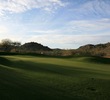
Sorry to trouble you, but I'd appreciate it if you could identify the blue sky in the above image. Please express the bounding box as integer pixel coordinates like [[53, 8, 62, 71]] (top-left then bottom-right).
[[0, 0, 110, 49]]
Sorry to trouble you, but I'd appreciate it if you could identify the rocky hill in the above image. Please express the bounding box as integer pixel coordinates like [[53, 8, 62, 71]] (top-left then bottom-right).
[[21, 42, 52, 52], [77, 42, 110, 57]]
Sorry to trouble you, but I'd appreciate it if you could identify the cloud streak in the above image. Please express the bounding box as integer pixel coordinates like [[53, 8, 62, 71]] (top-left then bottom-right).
[[0, 0, 65, 15], [24, 18, 110, 48], [67, 18, 110, 35], [22, 33, 110, 49], [70, 0, 110, 19]]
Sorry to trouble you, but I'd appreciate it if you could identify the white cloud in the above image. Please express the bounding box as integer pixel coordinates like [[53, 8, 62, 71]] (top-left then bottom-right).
[[0, 0, 65, 15], [19, 18, 110, 48], [31, 19, 109, 36], [0, 26, 8, 33], [0, 31, 109, 48], [0, 17, 109, 48], [31, 29, 61, 34], [21, 33, 110, 48], [67, 18, 110, 34]]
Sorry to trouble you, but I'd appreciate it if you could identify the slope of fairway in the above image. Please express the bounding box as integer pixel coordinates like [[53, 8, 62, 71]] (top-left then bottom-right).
[[0, 55, 110, 100]]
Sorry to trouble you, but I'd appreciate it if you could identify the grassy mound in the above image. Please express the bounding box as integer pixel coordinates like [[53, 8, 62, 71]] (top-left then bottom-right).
[[87, 57, 110, 64], [0, 55, 110, 100], [70, 56, 110, 64]]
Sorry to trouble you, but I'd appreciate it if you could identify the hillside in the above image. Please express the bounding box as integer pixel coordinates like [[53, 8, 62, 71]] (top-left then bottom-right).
[[21, 42, 51, 52], [77, 42, 110, 57], [0, 40, 52, 53], [0, 39, 110, 57]]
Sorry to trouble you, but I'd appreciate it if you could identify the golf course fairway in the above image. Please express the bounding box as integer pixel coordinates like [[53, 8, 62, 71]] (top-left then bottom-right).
[[0, 55, 110, 100]]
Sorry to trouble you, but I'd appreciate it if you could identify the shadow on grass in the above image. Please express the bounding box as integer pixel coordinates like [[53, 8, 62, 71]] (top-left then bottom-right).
[[84, 56, 110, 64], [2, 57, 108, 78], [0, 59, 87, 100], [0, 57, 12, 66], [0, 56, 110, 100], [70, 56, 110, 65], [1, 52, 110, 64]]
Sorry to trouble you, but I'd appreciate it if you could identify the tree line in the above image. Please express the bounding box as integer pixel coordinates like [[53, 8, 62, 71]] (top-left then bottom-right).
[[0, 39, 21, 52]]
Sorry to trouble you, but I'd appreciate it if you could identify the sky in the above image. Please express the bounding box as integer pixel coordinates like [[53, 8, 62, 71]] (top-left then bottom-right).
[[0, 0, 110, 49]]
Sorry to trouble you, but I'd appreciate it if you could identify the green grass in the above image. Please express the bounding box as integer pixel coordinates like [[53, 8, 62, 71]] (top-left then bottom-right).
[[0, 55, 110, 100]]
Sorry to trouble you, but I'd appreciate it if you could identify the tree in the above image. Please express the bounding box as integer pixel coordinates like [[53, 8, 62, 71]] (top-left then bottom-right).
[[12, 42, 21, 47], [1, 39, 13, 52], [11, 42, 21, 52]]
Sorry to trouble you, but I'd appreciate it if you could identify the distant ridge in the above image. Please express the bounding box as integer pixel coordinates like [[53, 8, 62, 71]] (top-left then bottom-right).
[[77, 42, 110, 57], [0, 39, 110, 57]]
